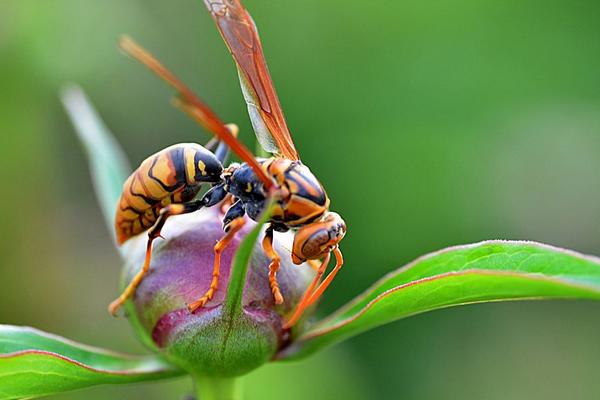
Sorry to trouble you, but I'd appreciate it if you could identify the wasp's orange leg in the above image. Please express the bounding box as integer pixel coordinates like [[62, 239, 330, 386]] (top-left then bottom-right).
[[262, 225, 284, 304], [283, 252, 331, 329], [188, 217, 246, 312], [108, 202, 204, 316], [304, 247, 344, 309]]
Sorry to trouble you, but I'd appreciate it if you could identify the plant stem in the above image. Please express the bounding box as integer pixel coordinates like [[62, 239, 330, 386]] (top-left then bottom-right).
[[195, 376, 241, 400]]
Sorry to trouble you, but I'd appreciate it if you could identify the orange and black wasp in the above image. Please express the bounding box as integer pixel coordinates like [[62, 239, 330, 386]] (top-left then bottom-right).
[[110, 0, 346, 328]]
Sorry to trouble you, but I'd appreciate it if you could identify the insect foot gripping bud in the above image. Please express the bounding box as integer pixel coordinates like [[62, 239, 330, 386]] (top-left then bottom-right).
[[119, 207, 314, 377]]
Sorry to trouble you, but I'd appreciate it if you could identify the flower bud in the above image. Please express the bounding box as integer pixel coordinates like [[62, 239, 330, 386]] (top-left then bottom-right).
[[119, 207, 314, 377]]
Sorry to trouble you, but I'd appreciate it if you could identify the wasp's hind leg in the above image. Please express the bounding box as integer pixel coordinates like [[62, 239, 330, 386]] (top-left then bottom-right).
[[109, 202, 203, 316], [109, 183, 229, 316], [204, 123, 239, 164], [213, 123, 239, 164], [188, 200, 246, 312], [262, 225, 284, 305]]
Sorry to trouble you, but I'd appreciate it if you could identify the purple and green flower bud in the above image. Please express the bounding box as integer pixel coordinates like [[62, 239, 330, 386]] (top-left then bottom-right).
[[119, 207, 315, 377]]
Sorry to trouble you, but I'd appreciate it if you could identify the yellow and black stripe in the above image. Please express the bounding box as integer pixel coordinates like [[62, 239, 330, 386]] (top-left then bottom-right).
[[263, 158, 329, 228], [115, 143, 223, 244]]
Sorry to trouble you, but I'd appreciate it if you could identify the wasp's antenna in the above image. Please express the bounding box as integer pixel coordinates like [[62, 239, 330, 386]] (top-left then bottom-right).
[[118, 35, 274, 190]]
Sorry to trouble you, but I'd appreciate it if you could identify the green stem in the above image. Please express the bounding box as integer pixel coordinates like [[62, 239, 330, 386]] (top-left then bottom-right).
[[195, 376, 241, 400]]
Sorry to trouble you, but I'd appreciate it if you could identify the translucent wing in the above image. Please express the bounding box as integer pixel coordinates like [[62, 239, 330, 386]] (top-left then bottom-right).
[[204, 0, 300, 160]]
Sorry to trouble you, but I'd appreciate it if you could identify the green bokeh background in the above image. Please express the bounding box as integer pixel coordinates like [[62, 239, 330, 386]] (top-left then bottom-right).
[[2, 0, 600, 399]]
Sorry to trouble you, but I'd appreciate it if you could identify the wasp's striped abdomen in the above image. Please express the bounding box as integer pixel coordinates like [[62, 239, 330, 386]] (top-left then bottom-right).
[[115, 143, 223, 244]]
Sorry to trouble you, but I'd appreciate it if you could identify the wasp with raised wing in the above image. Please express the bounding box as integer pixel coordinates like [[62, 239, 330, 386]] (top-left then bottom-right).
[[109, 0, 346, 328]]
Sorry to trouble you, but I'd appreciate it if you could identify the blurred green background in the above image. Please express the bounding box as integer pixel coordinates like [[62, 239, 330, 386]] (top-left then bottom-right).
[[2, 0, 600, 399]]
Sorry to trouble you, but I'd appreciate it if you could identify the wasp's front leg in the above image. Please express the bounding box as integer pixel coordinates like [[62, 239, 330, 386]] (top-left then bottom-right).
[[284, 252, 331, 328], [304, 247, 344, 308], [283, 212, 347, 327], [282, 247, 343, 330]]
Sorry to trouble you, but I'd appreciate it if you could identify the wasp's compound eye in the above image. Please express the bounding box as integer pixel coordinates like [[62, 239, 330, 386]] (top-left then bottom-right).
[[292, 212, 346, 263]]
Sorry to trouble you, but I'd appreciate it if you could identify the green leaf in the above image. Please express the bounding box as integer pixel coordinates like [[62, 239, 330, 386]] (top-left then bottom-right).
[[223, 201, 274, 319], [0, 325, 183, 400], [279, 241, 600, 360], [60, 84, 131, 247]]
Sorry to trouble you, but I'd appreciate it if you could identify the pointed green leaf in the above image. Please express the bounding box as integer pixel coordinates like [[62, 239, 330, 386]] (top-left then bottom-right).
[[223, 201, 274, 319], [60, 84, 131, 245], [0, 325, 183, 400], [279, 241, 600, 360]]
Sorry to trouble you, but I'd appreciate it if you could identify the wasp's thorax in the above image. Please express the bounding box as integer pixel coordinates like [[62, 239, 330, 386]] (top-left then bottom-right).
[[225, 158, 330, 228], [224, 157, 346, 264]]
